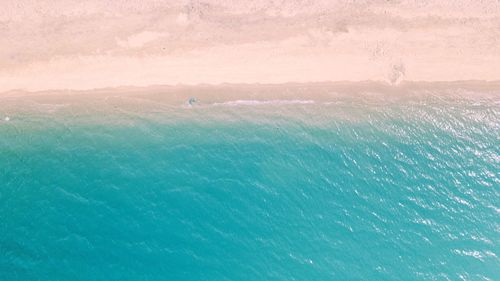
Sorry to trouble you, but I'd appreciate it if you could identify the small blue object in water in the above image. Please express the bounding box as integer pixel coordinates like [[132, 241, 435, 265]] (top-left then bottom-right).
[[188, 97, 197, 106]]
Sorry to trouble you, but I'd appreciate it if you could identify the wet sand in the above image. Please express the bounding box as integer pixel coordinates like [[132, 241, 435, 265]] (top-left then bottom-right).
[[1, 81, 499, 116]]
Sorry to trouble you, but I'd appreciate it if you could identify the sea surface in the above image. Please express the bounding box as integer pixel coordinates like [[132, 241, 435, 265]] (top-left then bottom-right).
[[1, 89, 499, 280]]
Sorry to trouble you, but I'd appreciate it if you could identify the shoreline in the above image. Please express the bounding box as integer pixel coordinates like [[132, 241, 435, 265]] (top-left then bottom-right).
[[2, 80, 500, 97], [1, 81, 498, 116]]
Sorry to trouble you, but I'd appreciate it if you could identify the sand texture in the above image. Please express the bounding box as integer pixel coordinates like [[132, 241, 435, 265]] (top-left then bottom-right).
[[1, 0, 500, 92]]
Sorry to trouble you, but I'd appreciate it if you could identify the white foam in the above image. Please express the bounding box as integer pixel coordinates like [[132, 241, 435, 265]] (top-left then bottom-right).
[[4, 116, 9, 121], [212, 99, 315, 106]]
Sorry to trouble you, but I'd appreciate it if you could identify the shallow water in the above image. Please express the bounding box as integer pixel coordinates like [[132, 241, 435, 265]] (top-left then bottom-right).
[[1, 90, 499, 280]]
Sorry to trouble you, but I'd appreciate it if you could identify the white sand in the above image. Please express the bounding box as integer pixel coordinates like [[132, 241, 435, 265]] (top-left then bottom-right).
[[1, 0, 500, 92]]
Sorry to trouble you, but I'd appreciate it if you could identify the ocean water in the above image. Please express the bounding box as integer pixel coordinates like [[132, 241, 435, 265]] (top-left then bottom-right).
[[1, 90, 499, 280]]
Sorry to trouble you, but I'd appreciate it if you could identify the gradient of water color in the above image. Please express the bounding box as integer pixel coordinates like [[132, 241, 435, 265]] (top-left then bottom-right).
[[1, 91, 499, 280]]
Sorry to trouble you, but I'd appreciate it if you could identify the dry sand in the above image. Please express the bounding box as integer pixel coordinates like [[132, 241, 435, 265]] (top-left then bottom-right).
[[1, 0, 500, 93]]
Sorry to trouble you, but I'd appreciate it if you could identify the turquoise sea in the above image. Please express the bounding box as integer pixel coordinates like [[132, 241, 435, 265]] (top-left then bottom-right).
[[1, 88, 499, 280]]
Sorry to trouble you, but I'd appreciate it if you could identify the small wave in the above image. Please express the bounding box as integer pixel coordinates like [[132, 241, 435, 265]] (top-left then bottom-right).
[[212, 99, 315, 106]]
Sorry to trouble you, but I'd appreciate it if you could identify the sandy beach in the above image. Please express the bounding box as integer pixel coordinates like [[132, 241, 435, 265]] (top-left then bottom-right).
[[2, 2, 500, 280], [1, 0, 500, 94]]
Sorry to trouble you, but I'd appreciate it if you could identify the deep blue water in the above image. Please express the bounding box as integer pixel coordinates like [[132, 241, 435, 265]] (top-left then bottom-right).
[[1, 94, 499, 280]]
